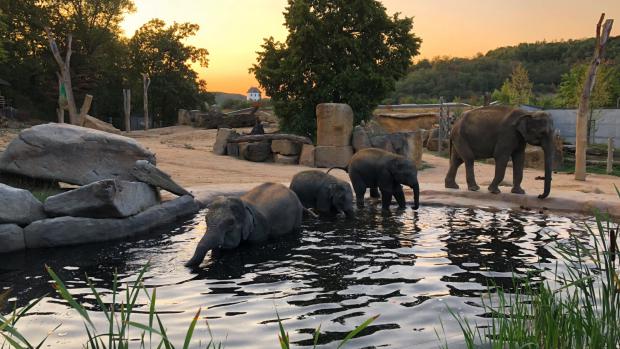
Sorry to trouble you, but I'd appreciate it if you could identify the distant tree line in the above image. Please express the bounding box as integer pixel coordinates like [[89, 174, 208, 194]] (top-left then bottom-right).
[[0, 0, 213, 127], [389, 38, 620, 108]]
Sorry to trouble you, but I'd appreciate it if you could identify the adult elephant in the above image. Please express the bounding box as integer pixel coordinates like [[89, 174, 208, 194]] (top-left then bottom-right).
[[185, 183, 303, 267], [444, 106, 554, 199], [290, 170, 354, 217], [333, 148, 420, 210]]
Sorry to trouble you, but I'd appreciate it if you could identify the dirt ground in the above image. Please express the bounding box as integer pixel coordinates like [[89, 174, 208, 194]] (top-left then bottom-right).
[[2, 125, 619, 217]]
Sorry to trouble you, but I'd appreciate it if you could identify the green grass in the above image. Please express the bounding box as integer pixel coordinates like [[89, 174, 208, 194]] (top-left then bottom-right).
[[0, 263, 376, 349], [440, 186, 620, 348], [556, 161, 620, 177]]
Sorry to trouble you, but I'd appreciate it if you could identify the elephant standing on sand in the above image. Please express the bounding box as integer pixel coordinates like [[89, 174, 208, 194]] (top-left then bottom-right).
[[185, 183, 303, 267], [333, 148, 420, 211], [444, 106, 554, 199], [290, 170, 354, 217]]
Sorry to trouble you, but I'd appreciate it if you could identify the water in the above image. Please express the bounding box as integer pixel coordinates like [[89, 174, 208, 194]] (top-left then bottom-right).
[[0, 205, 589, 348]]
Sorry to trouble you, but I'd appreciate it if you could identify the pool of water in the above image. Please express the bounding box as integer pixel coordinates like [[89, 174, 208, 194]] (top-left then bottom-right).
[[0, 205, 589, 348]]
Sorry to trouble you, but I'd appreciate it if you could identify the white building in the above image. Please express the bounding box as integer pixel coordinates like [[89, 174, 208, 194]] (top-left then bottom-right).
[[246, 87, 261, 101]]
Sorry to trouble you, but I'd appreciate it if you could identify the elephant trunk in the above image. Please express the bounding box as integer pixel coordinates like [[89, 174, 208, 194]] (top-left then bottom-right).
[[344, 208, 354, 218], [185, 230, 220, 267], [539, 137, 554, 199], [411, 181, 420, 210]]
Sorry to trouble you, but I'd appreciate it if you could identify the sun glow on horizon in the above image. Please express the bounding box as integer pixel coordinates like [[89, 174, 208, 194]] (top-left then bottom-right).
[[121, 0, 620, 95]]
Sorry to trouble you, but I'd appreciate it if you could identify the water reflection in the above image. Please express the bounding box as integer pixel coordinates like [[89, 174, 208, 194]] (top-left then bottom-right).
[[0, 206, 587, 348]]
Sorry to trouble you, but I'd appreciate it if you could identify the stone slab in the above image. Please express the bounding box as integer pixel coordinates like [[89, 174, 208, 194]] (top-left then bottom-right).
[[299, 144, 316, 167], [0, 183, 46, 226], [314, 146, 353, 168], [271, 139, 301, 155], [316, 103, 354, 146], [131, 160, 191, 197]]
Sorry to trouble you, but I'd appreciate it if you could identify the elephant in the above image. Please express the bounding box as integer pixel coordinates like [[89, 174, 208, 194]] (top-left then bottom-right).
[[289, 170, 354, 217], [185, 182, 303, 267], [331, 148, 420, 210], [444, 106, 554, 199]]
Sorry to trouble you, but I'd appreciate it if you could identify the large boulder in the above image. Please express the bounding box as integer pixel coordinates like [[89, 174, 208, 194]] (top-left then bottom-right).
[[315, 146, 353, 168], [425, 128, 449, 152], [131, 160, 191, 197], [0, 123, 156, 186], [299, 144, 316, 167], [44, 179, 159, 218], [271, 139, 301, 155], [25, 195, 199, 248], [316, 103, 354, 146], [0, 183, 46, 226], [213, 128, 238, 155], [242, 142, 271, 162], [0, 224, 25, 253]]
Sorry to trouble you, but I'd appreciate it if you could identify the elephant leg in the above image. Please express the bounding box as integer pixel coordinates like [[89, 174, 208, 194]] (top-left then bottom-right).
[[488, 155, 509, 194], [445, 150, 463, 189], [393, 184, 406, 209], [511, 150, 526, 194], [464, 159, 479, 191], [369, 187, 380, 198], [379, 187, 393, 210], [350, 173, 367, 208]]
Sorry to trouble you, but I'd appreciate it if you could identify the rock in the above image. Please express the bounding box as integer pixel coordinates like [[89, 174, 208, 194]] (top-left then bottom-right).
[[131, 160, 192, 197], [44, 179, 159, 218], [242, 142, 271, 162], [271, 139, 301, 155], [352, 125, 371, 152], [369, 135, 394, 153], [374, 113, 438, 133], [213, 128, 238, 155], [82, 115, 121, 134], [0, 123, 156, 186], [315, 146, 353, 168], [0, 183, 46, 226], [299, 144, 316, 167], [410, 131, 424, 168], [25, 195, 199, 249], [177, 109, 191, 125], [524, 145, 545, 170], [316, 103, 354, 146], [0, 224, 25, 253], [274, 153, 299, 165], [426, 128, 449, 152], [226, 142, 240, 158]]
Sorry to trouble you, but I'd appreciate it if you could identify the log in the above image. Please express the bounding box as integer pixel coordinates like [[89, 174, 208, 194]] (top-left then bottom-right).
[[228, 133, 312, 145], [78, 94, 93, 126]]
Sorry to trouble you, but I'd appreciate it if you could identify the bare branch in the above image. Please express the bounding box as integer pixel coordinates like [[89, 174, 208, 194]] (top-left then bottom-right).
[[65, 34, 73, 69], [45, 27, 64, 67]]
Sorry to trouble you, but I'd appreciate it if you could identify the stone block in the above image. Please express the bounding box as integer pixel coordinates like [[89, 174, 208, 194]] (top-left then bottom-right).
[[271, 139, 301, 155], [299, 144, 316, 167], [314, 146, 353, 168], [178, 109, 191, 125], [0, 183, 46, 226], [274, 153, 299, 165], [226, 142, 240, 158], [44, 179, 159, 218], [242, 142, 271, 162], [213, 128, 238, 155], [0, 224, 25, 253], [316, 103, 354, 146]]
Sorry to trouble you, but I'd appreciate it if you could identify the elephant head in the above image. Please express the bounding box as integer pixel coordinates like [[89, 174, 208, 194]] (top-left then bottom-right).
[[318, 181, 354, 217], [515, 111, 555, 199], [185, 197, 254, 267], [388, 158, 420, 209]]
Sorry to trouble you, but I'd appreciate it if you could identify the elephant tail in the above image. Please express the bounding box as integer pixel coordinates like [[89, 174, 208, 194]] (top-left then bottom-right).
[[326, 166, 348, 174]]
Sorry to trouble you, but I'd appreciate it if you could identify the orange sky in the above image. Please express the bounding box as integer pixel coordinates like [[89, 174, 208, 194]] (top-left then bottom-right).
[[121, 1, 620, 95]]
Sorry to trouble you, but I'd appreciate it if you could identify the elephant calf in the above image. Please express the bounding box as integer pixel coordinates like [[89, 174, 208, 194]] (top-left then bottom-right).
[[185, 182, 303, 267], [340, 148, 420, 210], [290, 170, 354, 217]]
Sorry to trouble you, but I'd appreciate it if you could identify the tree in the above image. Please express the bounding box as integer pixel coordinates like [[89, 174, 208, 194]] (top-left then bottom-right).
[[128, 19, 210, 126], [492, 63, 532, 105], [556, 63, 615, 108], [251, 0, 421, 137]]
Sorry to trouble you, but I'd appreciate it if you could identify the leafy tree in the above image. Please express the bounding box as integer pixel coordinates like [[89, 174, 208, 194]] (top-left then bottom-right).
[[556, 63, 617, 109], [128, 19, 211, 126], [493, 63, 532, 105], [251, 0, 421, 137]]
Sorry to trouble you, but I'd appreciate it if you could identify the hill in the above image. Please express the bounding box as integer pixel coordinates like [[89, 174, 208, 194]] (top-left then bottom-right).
[[389, 36, 620, 105]]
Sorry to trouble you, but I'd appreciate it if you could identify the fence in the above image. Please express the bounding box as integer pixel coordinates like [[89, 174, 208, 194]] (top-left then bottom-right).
[[547, 109, 620, 145]]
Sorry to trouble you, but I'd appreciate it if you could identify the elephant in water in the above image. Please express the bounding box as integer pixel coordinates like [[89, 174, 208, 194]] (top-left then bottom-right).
[[185, 183, 303, 267], [444, 106, 554, 199], [290, 170, 354, 217]]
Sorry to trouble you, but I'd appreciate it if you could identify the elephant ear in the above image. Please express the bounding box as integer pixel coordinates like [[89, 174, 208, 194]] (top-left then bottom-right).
[[316, 183, 334, 213], [241, 203, 255, 241], [514, 114, 533, 139]]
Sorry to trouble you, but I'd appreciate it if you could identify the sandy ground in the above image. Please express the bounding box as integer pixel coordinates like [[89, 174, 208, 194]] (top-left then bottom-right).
[[1, 125, 619, 217], [125, 126, 620, 217]]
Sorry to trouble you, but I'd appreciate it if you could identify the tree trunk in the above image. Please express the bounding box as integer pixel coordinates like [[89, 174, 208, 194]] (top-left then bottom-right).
[[123, 89, 131, 132], [46, 28, 80, 125], [607, 137, 614, 174], [78, 94, 93, 126], [142, 73, 151, 130], [575, 14, 614, 181]]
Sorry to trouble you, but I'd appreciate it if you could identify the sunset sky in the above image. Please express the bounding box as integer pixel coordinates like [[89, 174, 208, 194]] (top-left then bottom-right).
[[121, 1, 620, 95]]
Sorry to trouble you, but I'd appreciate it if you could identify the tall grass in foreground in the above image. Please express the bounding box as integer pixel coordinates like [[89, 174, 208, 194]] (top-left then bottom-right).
[[0, 263, 376, 348], [442, 188, 620, 349]]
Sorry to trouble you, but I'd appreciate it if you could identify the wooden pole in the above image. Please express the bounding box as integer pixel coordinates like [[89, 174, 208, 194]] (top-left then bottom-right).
[[45, 28, 79, 125], [56, 108, 64, 123], [141, 73, 151, 130], [123, 89, 131, 132], [575, 14, 614, 181], [607, 137, 614, 174], [438, 96, 445, 154], [78, 94, 93, 126]]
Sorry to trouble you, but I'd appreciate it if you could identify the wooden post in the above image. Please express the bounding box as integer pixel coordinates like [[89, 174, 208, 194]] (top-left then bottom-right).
[[123, 89, 131, 132], [575, 14, 614, 181], [46, 28, 79, 125], [438, 96, 445, 154], [78, 94, 93, 126], [607, 137, 614, 174], [141, 73, 151, 130], [56, 108, 64, 123]]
